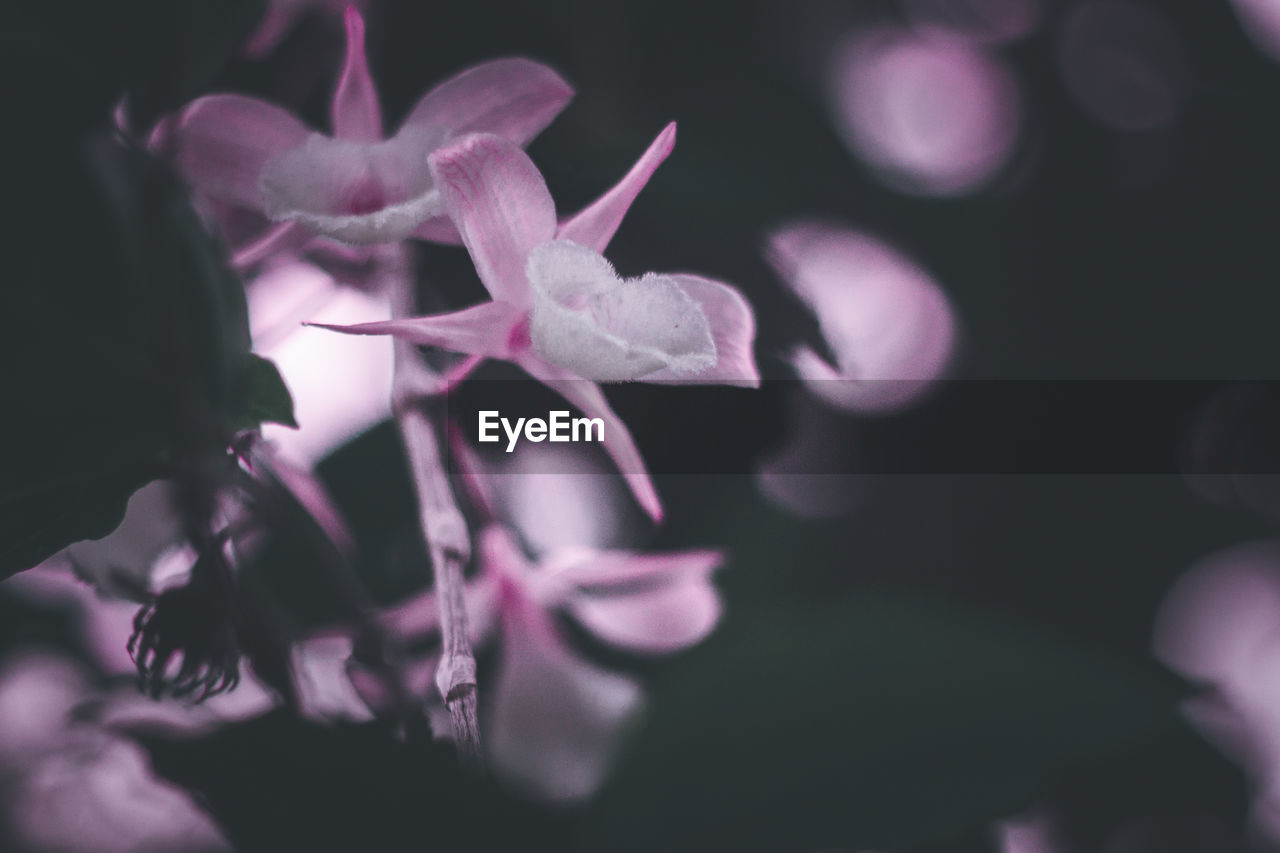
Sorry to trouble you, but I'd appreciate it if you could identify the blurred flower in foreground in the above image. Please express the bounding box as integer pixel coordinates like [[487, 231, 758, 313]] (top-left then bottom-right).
[[1153, 541, 1280, 844], [317, 130, 760, 519], [902, 0, 1044, 45], [161, 8, 572, 253], [1057, 1, 1184, 133], [1231, 0, 1280, 62], [376, 444, 724, 801], [0, 651, 232, 853], [827, 26, 1022, 195], [485, 441, 633, 556], [766, 221, 957, 414]]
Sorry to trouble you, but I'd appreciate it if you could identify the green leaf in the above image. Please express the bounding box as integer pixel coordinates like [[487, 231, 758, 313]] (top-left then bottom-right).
[[235, 355, 298, 431], [588, 596, 1185, 852]]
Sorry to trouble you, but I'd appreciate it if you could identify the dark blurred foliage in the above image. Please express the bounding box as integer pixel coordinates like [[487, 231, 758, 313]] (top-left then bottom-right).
[[6, 0, 1280, 850]]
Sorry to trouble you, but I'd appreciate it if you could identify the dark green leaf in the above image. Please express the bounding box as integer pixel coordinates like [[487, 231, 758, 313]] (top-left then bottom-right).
[[589, 596, 1185, 852], [235, 355, 298, 431], [1, 132, 250, 579]]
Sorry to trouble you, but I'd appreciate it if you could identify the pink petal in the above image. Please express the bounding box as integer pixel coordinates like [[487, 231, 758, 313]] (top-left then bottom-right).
[[488, 595, 644, 801], [232, 221, 312, 270], [568, 573, 722, 654], [378, 567, 501, 645], [169, 95, 312, 210], [556, 122, 677, 252], [308, 300, 524, 358], [548, 548, 723, 588], [330, 7, 383, 142], [490, 445, 628, 556], [640, 274, 760, 387], [767, 221, 957, 412], [399, 58, 573, 147], [6, 729, 233, 853], [411, 215, 463, 244], [429, 134, 558, 306], [517, 355, 664, 522]]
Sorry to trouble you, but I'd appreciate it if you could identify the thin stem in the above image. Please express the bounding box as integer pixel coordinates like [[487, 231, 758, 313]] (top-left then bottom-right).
[[382, 245, 483, 772]]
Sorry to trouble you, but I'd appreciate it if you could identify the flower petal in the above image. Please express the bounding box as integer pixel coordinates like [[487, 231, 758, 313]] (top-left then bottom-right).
[[260, 134, 444, 244], [168, 95, 312, 210], [377, 571, 501, 646], [331, 7, 383, 142], [518, 356, 664, 522], [528, 241, 716, 381], [411, 215, 463, 245], [767, 221, 957, 412], [568, 573, 722, 654], [400, 58, 573, 147], [488, 596, 644, 802], [641, 274, 760, 387], [232, 221, 312, 270], [548, 548, 723, 588], [491, 445, 627, 557], [429, 134, 558, 305], [556, 122, 677, 252], [308, 300, 524, 358]]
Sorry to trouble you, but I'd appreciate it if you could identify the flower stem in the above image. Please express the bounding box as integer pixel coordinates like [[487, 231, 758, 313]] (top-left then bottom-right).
[[383, 246, 483, 773]]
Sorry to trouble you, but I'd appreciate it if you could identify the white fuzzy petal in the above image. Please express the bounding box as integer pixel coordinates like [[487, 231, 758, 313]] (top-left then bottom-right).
[[527, 240, 715, 381], [259, 132, 445, 244]]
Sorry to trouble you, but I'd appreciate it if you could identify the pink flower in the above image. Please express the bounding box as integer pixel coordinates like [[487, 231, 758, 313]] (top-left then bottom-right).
[[161, 8, 573, 252], [314, 129, 760, 519], [381, 525, 722, 800], [766, 221, 957, 413]]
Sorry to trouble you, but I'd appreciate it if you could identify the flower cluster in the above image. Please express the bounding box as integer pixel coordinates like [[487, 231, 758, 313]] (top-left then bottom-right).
[[135, 2, 758, 801]]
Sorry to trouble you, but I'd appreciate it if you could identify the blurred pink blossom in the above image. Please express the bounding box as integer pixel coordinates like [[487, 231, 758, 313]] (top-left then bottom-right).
[[375, 442, 724, 800], [485, 443, 633, 556], [0, 651, 232, 853], [385, 526, 722, 801], [827, 27, 1022, 195], [1231, 0, 1280, 63], [316, 130, 760, 520], [248, 260, 394, 466], [1057, 1, 1184, 133], [1153, 541, 1280, 844], [766, 221, 957, 413], [162, 8, 572, 253]]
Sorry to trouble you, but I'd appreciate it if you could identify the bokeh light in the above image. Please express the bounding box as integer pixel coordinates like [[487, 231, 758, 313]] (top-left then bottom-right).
[[827, 26, 1022, 195], [1057, 1, 1184, 133]]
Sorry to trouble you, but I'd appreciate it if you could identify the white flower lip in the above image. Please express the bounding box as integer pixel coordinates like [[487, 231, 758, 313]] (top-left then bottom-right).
[[259, 132, 446, 245], [526, 240, 716, 381]]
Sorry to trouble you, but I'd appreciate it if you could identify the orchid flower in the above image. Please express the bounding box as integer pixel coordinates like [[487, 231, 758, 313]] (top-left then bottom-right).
[[379, 525, 722, 801], [314, 129, 760, 519], [368, 443, 725, 800], [160, 7, 573, 258]]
